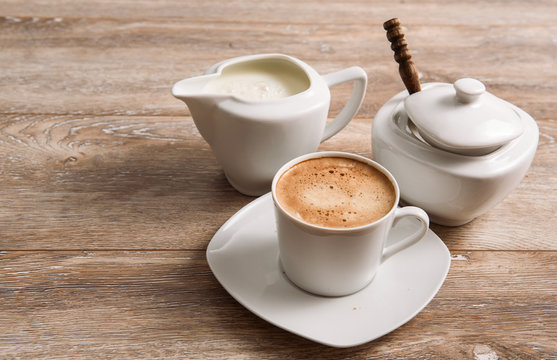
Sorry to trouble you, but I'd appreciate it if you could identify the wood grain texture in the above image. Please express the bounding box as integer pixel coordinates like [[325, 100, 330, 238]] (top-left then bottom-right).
[[0, 251, 556, 359], [1, 12, 556, 118], [1, 0, 556, 358], [2, 0, 557, 25], [0, 114, 555, 250]]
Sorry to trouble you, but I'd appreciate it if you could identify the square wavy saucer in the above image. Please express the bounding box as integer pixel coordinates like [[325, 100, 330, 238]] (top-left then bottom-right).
[[206, 193, 451, 347]]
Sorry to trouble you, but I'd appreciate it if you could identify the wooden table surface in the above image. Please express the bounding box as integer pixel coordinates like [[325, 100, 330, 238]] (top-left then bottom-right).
[[1, 1, 556, 358]]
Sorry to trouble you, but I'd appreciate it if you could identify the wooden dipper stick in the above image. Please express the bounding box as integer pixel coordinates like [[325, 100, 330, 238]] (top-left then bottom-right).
[[383, 18, 421, 94]]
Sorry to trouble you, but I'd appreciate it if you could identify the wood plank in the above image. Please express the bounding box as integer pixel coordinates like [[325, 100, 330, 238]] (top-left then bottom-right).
[[0, 250, 555, 359], [2, 0, 556, 25], [0, 16, 555, 117], [0, 114, 250, 250], [1, 114, 555, 250]]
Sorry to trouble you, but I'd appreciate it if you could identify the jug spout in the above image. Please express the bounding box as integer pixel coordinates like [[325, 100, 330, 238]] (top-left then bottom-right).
[[171, 74, 218, 100], [172, 75, 221, 145]]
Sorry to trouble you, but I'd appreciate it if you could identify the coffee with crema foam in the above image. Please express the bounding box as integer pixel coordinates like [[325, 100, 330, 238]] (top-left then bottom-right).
[[275, 156, 396, 229]]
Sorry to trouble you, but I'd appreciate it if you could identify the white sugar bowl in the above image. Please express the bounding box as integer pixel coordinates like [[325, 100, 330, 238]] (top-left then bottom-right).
[[372, 78, 539, 226]]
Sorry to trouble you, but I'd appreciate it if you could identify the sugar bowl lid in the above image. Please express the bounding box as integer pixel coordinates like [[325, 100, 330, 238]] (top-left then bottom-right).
[[404, 78, 524, 155]]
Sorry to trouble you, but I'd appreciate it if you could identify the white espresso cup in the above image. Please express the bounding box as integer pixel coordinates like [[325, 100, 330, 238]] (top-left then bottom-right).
[[271, 151, 429, 297]]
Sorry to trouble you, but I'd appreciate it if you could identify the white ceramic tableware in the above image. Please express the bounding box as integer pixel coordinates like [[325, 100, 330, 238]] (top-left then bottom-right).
[[372, 80, 539, 226], [271, 151, 429, 297], [404, 78, 524, 156], [206, 193, 451, 347], [172, 54, 367, 196]]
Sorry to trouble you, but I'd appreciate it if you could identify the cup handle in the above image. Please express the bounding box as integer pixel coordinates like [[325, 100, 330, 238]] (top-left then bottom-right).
[[381, 206, 429, 263], [320, 66, 368, 142]]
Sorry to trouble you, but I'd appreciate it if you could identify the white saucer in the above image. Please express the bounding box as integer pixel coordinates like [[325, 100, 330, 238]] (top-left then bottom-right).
[[206, 193, 451, 348]]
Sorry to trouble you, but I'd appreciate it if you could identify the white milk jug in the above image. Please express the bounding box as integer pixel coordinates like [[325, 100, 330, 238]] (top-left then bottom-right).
[[172, 53, 367, 195]]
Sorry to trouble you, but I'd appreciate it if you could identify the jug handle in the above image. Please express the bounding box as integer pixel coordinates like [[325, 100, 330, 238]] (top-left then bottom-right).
[[321, 66, 368, 142]]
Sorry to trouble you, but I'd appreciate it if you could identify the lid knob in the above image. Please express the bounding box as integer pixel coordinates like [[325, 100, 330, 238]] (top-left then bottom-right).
[[454, 78, 486, 104]]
